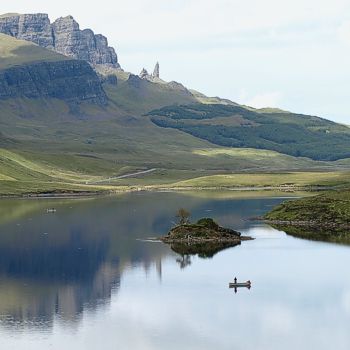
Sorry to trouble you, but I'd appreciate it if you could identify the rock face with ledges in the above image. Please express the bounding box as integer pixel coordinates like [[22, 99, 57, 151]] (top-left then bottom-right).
[[0, 13, 54, 49], [0, 60, 107, 104], [0, 13, 120, 68]]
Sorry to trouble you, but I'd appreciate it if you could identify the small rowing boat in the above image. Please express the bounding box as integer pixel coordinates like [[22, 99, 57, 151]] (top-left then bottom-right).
[[229, 281, 251, 288]]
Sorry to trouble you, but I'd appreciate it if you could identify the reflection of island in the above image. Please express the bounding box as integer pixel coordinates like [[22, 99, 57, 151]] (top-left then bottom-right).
[[172, 241, 241, 269], [0, 192, 276, 331], [160, 217, 251, 268], [171, 241, 241, 258]]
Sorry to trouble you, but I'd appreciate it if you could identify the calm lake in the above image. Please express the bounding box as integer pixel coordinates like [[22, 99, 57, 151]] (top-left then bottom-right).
[[0, 191, 349, 350]]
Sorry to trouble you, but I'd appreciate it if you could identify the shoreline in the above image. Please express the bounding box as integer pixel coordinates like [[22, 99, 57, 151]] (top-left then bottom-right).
[[160, 236, 254, 243], [263, 219, 350, 230], [0, 184, 334, 200]]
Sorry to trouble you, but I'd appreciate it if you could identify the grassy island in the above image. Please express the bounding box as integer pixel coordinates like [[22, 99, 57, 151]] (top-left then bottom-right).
[[160, 218, 253, 258], [161, 218, 253, 243]]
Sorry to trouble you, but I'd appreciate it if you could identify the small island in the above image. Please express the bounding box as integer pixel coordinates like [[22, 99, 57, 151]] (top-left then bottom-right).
[[158, 210, 253, 260], [160, 217, 253, 244]]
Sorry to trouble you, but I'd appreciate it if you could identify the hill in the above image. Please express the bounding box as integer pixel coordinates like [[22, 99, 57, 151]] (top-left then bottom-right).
[[1, 15, 350, 195], [148, 104, 350, 161]]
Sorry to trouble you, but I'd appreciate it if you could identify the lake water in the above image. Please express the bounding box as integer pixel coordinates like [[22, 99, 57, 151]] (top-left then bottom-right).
[[0, 191, 349, 350]]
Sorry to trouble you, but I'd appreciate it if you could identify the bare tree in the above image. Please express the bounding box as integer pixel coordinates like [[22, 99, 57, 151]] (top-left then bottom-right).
[[176, 208, 191, 225]]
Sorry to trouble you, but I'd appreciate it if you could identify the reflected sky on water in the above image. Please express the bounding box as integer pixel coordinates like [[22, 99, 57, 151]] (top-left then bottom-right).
[[0, 192, 349, 350]]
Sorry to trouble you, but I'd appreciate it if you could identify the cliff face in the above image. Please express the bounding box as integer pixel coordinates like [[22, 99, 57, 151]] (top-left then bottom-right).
[[0, 13, 120, 68], [0, 60, 107, 104]]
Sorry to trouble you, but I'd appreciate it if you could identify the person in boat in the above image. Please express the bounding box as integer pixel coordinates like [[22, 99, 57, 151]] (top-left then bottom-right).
[[234, 277, 237, 284]]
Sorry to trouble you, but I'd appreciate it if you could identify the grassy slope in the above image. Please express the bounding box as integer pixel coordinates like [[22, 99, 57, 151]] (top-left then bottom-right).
[[264, 190, 350, 244], [1, 35, 350, 195], [158, 171, 350, 189], [0, 148, 120, 195], [265, 190, 350, 223], [104, 79, 196, 115], [0, 33, 68, 69], [148, 104, 350, 161]]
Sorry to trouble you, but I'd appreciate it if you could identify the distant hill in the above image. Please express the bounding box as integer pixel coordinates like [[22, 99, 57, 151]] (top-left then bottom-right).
[[1, 13, 350, 195], [148, 104, 350, 161]]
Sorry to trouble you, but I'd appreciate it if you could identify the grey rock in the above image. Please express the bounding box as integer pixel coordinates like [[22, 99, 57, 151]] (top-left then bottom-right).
[[0, 13, 54, 49], [152, 62, 159, 78], [0, 60, 107, 105], [0, 13, 120, 68], [139, 68, 150, 79]]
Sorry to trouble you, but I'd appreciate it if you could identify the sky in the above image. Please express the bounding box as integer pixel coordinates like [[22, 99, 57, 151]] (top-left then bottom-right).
[[2, 0, 350, 123]]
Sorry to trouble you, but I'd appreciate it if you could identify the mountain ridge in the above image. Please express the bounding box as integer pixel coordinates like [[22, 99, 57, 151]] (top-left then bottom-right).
[[0, 13, 120, 68], [0, 12, 350, 196]]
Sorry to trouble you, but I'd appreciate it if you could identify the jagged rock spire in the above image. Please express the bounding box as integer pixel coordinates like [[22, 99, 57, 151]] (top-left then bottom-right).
[[139, 68, 149, 79], [153, 62, 159, 78]]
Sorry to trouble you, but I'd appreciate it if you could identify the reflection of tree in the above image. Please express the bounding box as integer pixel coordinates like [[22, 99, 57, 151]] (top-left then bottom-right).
[[176, 254, 192, 269], [0, 190, 268, 330], [170, 241, 240, 269]]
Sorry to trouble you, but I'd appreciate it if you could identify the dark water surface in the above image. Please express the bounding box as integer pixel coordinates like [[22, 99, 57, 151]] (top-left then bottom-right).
[[0, 192, 349, 350]]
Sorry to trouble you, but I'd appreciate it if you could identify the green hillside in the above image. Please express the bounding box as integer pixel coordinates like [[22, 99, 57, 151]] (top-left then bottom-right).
[[1, 34, 350, 195], [105, 78, 197, 115], [148, 104, 350, 161], [0, 33, 68, 69]]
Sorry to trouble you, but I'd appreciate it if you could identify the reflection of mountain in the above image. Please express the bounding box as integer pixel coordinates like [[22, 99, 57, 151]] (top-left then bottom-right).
[[0, 192, 284, 330]]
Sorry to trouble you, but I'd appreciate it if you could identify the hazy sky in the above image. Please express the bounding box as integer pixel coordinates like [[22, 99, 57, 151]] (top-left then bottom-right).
[[2, 0, 350, 123]]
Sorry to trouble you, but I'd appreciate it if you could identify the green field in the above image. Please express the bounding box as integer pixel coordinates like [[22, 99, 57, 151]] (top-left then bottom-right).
[[1, 144, 350, 196]]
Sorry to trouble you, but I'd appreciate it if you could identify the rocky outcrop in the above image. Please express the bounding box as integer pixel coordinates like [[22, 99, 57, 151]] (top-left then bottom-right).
[[160, 218, 253, 243], [139, 63, 160, 81], [153, 62, 159, 78], [0, 13, 120, 68], [139, 68, 150, 79], [0, 60, 107, 104]]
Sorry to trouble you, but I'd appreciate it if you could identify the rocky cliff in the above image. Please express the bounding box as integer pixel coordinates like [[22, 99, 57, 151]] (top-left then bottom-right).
[[0, 13, 120, 68], [0, 59, 107, 104]]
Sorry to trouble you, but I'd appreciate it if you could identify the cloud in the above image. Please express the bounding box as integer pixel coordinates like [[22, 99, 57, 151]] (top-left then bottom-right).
[[337, 21, 350, 45], [241, 92, 283, 109], [1, 0, 350, 123]]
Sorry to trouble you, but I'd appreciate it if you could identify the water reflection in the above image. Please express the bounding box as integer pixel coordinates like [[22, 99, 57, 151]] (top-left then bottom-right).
[[0, 193, 293, 332], [170, 241, 241, 258], [271, 224, 350, 245], [1, 192, 350, 350]]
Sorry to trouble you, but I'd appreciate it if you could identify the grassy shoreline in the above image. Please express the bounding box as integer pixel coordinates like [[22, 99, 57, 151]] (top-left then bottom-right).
[[263, 190, 350, 244], [0, 181, 336, 199]]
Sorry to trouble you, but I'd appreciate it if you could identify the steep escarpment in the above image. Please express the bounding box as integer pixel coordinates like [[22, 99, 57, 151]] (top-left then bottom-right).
[[0, 13, 120, 68], [0, 60, 107, 104]]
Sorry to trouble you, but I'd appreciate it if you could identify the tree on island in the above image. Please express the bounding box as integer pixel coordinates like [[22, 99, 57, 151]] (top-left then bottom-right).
[[176, 208, 191, 225]]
